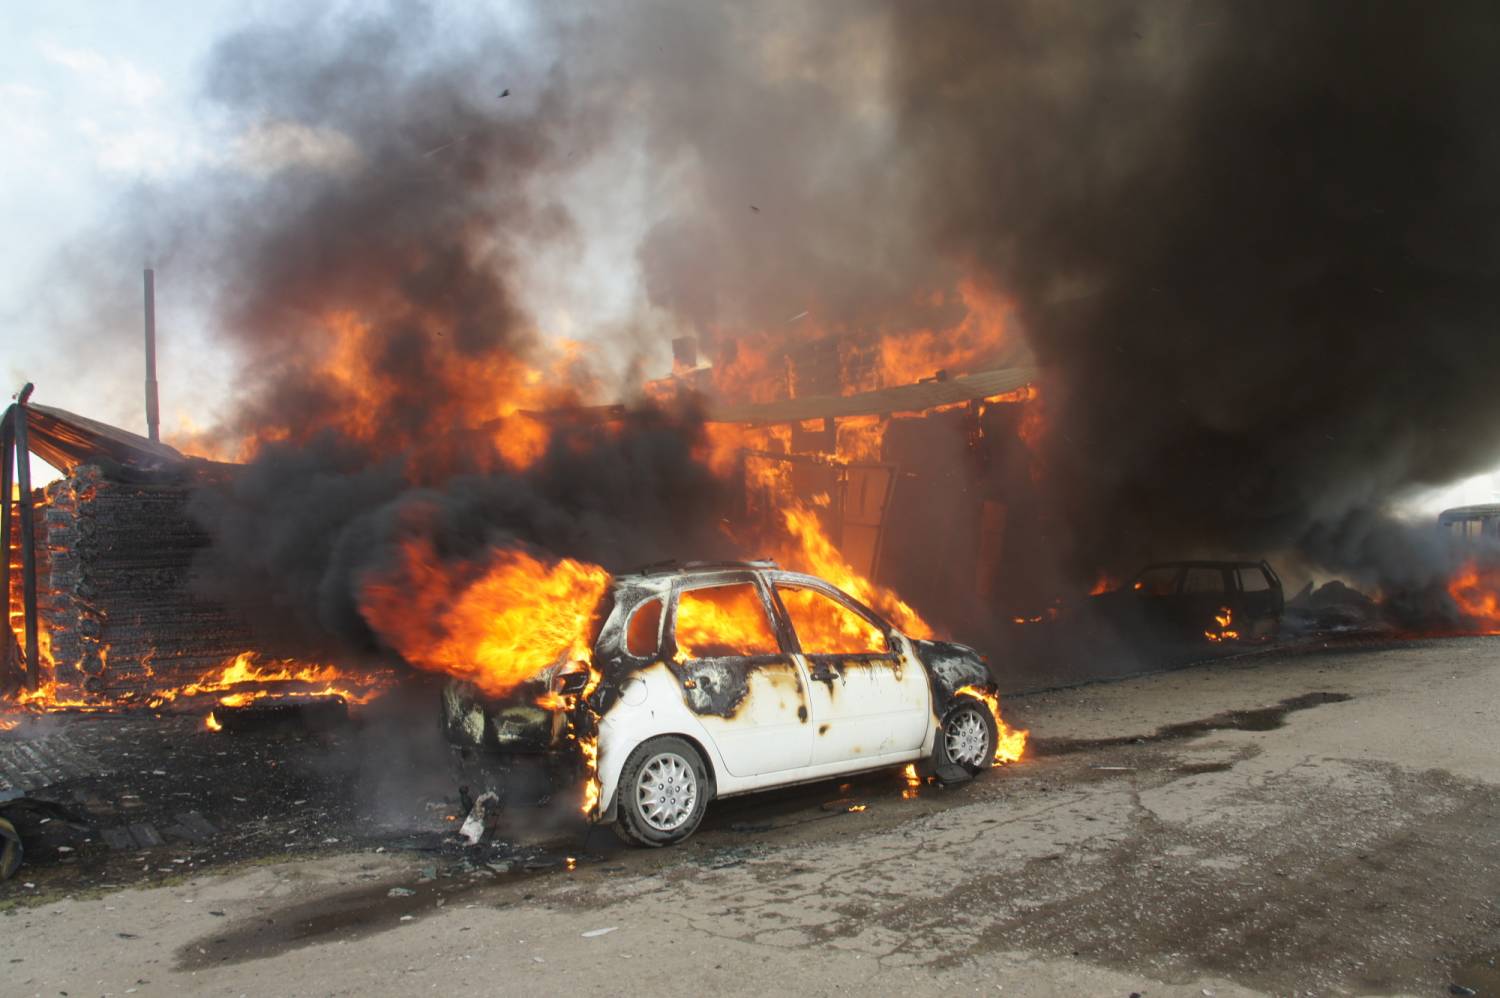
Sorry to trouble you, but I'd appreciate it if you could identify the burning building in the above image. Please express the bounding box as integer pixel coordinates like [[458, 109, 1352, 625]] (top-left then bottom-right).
[[702, 361, 1046, 644], [1, 391, 258, 702]]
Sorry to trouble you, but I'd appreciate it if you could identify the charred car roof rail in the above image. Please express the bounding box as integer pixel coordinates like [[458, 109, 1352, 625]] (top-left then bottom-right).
[[630, 558, 779, 576]]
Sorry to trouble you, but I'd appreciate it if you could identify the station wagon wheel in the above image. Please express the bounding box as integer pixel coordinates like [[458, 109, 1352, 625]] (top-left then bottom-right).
[[613, 736, 712, 847], [934, 697, 998, 780]]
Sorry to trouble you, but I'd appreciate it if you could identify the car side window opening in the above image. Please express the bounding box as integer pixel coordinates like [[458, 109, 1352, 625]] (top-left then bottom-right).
[[625, 597, 664, 658], [1133, 567, 1179, 596], [1182, 567, 1226, 594], [673, 582, 781, 659], [776, 585, 888, 656], [1238, 568, 1271, 593]]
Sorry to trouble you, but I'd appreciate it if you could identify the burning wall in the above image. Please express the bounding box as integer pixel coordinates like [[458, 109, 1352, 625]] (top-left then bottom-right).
[[9, 464, 254, 701]]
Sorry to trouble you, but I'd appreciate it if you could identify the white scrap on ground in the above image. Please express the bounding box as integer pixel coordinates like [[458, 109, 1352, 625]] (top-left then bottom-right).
[[458, 791, 499, 845]]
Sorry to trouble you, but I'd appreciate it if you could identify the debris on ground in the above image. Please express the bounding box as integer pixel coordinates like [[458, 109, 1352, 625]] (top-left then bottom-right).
[[458, 791, 500, 845]]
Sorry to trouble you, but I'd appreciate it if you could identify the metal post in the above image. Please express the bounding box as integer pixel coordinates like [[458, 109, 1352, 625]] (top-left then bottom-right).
[[144, 268, 160, 442], [0, 408, 12, 691], [12, 386, 39, 689]]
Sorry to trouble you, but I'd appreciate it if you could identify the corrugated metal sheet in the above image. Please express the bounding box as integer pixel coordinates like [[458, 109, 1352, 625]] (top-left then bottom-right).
[[24, 402, 185, 473], [708, 366, 1038, 425]]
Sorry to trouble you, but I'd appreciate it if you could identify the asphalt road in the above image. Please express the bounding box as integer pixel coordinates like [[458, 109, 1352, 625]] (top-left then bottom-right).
[[6, 635, 1500, 996]]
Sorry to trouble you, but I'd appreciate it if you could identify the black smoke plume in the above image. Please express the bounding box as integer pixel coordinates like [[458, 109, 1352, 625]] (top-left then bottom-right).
[[153, 5, 737, 664], [882, 1, 1500, 603], [89, 0, 1500, 660]]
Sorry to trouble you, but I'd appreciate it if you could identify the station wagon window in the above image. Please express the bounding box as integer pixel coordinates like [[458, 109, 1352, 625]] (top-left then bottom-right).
[[776, 585, 887, 655], [1182, 567, 1226, 594], [673, 583, 780, 659], [1133, 566, 1178, 596], [1237, 567, 1271, 592], [626, 597, 664, 658]]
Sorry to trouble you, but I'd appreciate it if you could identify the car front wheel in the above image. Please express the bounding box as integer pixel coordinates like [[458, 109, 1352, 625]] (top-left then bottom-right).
[[613, 736, 712, 847], [934, 698, 998, 780]]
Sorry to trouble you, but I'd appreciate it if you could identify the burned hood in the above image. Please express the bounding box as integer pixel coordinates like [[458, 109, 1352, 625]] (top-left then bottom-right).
[[910, 638, 992, 701]]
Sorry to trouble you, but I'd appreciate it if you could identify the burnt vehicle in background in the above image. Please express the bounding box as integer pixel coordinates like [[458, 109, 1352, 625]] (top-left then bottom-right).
[[1440, 504, 1500, 545], [1091, 560, 1284, 646], [443, 561, 1009, 846]]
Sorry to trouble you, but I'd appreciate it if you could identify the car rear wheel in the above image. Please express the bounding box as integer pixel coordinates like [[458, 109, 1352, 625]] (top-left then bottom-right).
[[934, 698, 998, 781], [613, 736, 711, 847]]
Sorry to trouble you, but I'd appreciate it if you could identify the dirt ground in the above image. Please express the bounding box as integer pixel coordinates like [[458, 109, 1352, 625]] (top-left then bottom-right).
[[6, 635, 1500, 997]]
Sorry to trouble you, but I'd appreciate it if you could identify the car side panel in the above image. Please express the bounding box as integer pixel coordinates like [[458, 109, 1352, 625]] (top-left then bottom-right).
[[595, 661, 934, 819], [595, 662, 734, 821], [682, 656, 815, 776], [802, 648, 930, 765]]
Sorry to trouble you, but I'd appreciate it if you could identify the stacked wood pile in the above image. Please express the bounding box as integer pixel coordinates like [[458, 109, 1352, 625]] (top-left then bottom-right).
[[16, 464, 254, 700]]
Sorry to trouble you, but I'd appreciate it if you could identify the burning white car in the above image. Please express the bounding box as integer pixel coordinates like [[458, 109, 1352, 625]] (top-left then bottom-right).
[[443, 560, 1025, 846]]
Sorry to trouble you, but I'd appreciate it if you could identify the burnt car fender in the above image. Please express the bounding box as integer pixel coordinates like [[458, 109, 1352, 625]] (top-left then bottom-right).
[[593, 661, 726, 824], [910, 638, 994, 714]]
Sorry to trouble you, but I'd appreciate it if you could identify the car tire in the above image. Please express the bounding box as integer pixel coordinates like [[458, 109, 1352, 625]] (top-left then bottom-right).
[[612, 736, 712, 847], [932, 697, 998, 783]]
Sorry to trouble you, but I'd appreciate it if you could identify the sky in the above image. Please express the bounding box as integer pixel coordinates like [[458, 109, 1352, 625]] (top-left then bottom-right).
[[1, 0, 251, 435], [0, 0, 1494, 517], [0, 0, 665, 481]]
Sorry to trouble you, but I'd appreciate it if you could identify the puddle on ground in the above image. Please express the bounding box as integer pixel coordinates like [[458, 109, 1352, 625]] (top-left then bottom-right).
[[175, 844, 605, 970], [1173, 761, 1235, 775], [1029, 691, 1353, 757], [1451, 948, 1500, 996]]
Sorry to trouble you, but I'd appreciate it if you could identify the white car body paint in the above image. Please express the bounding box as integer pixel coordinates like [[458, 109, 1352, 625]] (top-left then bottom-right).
[[594, 661, 935, 816]]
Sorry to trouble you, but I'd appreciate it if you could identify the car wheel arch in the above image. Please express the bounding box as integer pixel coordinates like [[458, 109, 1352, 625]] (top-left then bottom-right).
[[601, 730, 718, 821]]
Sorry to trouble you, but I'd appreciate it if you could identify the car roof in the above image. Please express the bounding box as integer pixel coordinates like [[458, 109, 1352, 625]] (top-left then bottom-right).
[[617, 558, 779, 580], [1439, 504, 1500, 522], [604, 562, 888, 628]]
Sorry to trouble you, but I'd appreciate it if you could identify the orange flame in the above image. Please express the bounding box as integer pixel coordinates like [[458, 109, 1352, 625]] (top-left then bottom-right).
[[1089, 573, 1118, 596], [771, 503, 933, 640], [204, 711, 222, 732], [146, 651, 392, 709], [1448, 561, 1500, 633], [359, 538, 610, 699], [901, 762, 922, 800], [954, 684, 1028, 764], [673, 582, 782, 660], [778, 584, 888, 654], [1204, 606, 1241, 643], [169, 309, 588, 470]]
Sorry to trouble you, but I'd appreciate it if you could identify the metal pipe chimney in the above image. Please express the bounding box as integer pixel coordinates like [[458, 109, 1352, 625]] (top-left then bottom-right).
[[144, 267, 160, 442]]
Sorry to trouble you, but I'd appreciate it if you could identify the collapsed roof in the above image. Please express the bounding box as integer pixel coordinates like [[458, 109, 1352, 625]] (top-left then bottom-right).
[[707, 366, 1037, 425]]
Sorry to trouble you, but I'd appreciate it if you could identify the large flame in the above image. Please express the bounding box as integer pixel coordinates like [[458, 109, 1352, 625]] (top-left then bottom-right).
[[171, 309, 582, 472], [358, 538, 611, 699], [1448, 561, 1500, 634], [771, 502, 934, 640], [778, 585, 887, 654], [673, 583, 781, 660]]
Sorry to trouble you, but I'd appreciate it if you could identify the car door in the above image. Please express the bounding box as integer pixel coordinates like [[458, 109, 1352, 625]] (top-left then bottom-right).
[[664, 577, 813, 778], [1181, 565, 1235, 641], [1235, 564, 1280, 638], [1124, 564, 1183, 643], [772, 581, 929, 767]]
